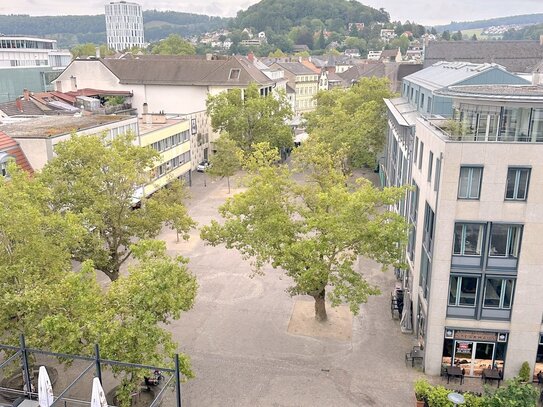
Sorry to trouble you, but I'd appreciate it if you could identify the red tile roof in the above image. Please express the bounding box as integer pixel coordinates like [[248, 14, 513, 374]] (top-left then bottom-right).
[[0, 131, 33, 174]]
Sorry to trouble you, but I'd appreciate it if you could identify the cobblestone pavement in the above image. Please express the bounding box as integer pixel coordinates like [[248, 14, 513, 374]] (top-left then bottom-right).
[[159, 170, 427, 407]]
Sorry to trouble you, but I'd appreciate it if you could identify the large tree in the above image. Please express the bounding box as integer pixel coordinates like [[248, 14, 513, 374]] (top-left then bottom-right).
[[201, 142, 407, 321], [206, 83, 293, 153], [306, 77, 394, 169], [40, 133, 195, 281], [0, 165, 197, 406], [151, 34, 196, 55]]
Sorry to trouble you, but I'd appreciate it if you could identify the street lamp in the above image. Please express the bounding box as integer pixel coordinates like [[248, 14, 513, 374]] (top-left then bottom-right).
[[448, 392, 465, 407]]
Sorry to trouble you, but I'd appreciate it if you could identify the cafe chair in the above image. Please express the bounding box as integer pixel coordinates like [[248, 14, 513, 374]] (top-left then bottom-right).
[[405, 352, 413, 367]]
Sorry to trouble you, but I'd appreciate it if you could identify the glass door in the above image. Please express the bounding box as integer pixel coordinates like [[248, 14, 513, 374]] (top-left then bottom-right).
[[453, 341, 473, 374], [473, 342, 495, 376]]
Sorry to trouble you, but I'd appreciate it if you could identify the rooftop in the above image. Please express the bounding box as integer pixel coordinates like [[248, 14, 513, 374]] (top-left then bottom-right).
[[0, 115, 133, 139], [0, 131, 33, 173], [138, 115, 188, 135], [272, 62, 317, 76], [434, 84, 543, 101], [423, 40, 543, 73]]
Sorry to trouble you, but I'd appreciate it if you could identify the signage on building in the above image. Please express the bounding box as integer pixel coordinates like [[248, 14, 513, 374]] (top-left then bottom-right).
[[454, 330, 497, 342]]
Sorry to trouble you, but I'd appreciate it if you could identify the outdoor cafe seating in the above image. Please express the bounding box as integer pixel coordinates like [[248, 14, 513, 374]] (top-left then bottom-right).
[[482, 367, 502, 387], [405, 345, 424, 368], [443, 365, 465, 384]]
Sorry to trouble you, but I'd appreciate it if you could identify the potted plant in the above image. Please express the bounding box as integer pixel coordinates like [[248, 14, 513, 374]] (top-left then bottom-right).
[[414, 378, 431, 407], [518, 361, 531, 383]]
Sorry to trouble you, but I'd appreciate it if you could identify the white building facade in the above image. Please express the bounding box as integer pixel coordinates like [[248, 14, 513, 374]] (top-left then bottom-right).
[[0, 36, 71, 69], [105, 1, 145, 52]]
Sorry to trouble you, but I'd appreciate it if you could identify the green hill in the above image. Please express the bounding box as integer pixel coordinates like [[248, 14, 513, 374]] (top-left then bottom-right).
[[0, 11, 229, 48], [435, 13, 543, 33]]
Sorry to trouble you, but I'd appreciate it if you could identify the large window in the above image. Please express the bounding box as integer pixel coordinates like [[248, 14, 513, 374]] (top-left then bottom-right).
[[489, 224, 522, 258], [420, 250, 430, 300], [483, 278, 514, 309], [454, 223, 484, 256], [427, 151, 434, 182], [458, 166, 482, 199], [449, 276, 478, 307], [423, 203, 435, 252], [418, 142, 424, 170], [505, 167, 530, 201]]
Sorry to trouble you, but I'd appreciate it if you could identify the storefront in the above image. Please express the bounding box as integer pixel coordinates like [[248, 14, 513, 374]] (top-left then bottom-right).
[[442, 328, 508, 376]]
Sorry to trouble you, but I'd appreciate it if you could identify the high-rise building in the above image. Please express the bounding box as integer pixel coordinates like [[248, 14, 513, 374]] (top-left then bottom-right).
[[105, 1, 145, 52]]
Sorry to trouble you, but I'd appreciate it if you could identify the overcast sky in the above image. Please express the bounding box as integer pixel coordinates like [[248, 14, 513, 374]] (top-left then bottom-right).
[[1, 0, 543, 25]]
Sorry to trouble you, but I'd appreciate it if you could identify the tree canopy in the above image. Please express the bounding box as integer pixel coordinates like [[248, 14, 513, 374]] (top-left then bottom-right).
[[306, 77, 394, 169], [207, 83, 293, 153], [40, 133, 196, 281], [207, 135, 242, 193], [151, 33, 196, 55], [201, 142, 407, 321]]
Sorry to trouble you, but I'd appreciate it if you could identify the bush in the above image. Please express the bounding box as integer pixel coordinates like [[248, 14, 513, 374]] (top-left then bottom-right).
[[482, 377, 538, 407], [426, 385, 453, 407], [518, 361, 531, 382], [414, 378, 432, 402]]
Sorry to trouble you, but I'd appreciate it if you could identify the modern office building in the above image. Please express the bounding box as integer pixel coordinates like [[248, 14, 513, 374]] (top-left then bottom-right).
[[384, 62, 543, 380], [105, 1, 145, 52]]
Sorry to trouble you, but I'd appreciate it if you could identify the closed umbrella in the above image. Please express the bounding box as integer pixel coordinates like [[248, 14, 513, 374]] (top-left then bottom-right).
[[38, 366, 54, 407], [400, 291, 413, 333], [91, 377, 108, 407]]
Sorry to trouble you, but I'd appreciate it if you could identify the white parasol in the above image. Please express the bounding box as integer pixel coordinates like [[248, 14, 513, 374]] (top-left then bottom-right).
[[37, 366, 54, 407], [90, 377, 108, 407]]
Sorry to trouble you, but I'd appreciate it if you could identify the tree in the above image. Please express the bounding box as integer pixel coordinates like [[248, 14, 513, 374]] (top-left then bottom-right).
[[0, 166, 197, 405], [206, 83, 293, 153], [451, 30, 463, 41], [471, 34, 478, 41], [305, 77, 394, 169], [315, 29, 326, 50], [430, 27, 437, 35], [71, 43, 114, 58], [151, 34, 196, 55], [201, 142, 407, 321], [389, 36, 409, 54], [269, 48, 286, 57], [40, 133, 196, 281], [344, 36, 367, 53], [207, 136, 241, 193], [442, 30, 451, 40]]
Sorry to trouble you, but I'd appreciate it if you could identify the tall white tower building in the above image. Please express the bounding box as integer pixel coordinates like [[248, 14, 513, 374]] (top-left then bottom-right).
[[105, 1, 145, 52]]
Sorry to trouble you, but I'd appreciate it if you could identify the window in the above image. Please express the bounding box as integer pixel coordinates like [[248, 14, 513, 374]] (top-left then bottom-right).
[[505, 167, 530, 201], [458, 166, 482, 199], [228, 69, 241, 80], [420, 250, 430, 299], [489, 224, 522, 258], [413, 136, 419, 164], [454, 223, 484, 256], [423, 203, 434, 252], [427, 151, 433, 182], [409, 182, 419, 222], [434, 157, 441, 192], [483, 278, 514, 309], [420, 93, 425, 109], [418, 142, 424, 170], [449, 276, 478, 306], [427, 97, 432, 114]]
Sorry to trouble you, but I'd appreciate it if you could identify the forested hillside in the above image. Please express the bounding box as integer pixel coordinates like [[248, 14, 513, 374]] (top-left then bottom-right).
[[435, 13, 543, 33], [0, 11, 228, 48], [502, 23, 543, 40]]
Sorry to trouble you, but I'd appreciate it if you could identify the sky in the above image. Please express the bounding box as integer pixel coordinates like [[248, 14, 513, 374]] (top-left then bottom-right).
[[1, 0, 543, 26]]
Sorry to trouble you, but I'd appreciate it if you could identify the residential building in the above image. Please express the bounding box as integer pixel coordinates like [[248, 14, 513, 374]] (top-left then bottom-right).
[[344, 49, 361, 58], [368, 51, 382, 61], [383, 62, 543, 380], [105, 1, 145, 52], [380, 29, 396, 42], [423, 39, 543, 73], [270, 62, 318, 115], [379, 48, 402, 63], [0, 131, 33, 177]]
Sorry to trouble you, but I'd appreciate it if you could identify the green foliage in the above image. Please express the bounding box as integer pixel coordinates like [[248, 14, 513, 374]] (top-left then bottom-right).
[[40, 133, 196, 281], [305, 77, 395, 168], [442, 30, 451, 40], [389, 36, 410, 54], [451, 30, 463, 41], [414, 378, 432, 402], [519, 361, 532, 382], [207, 83, 293, 153], [269, 48, 286, 57], [71, 43, 114, 58], [482, 377, 538, 406], [207, 136, 242, 193], [151, 34, 196, 55], [201, 141, 408, 319]]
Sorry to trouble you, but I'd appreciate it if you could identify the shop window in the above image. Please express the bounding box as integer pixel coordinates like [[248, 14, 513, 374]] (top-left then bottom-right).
[[489, 224, 522, 258], [454, 223, 484, 256], [458, 166, 483, 199], [505, 167, 530, 201], [449, 276, 478, 307]]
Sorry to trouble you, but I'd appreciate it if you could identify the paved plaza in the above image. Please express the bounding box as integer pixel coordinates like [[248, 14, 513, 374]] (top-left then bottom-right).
[[160, 171, 425, 406]]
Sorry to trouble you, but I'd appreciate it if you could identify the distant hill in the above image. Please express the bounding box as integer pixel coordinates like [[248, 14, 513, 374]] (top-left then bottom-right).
[[434, 13, 543, 32], [502, 23, 543, 40], [0, 11, 229, 48], [231, 0, 389, 34]]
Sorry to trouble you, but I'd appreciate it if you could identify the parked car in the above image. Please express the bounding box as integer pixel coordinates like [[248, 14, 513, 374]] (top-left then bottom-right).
[[197, 160, 210, 172]]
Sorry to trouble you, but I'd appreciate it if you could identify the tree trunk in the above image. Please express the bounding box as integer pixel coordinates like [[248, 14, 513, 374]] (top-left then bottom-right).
[[313, 289, 327, 322], [176, 230, 180, 243], [227, 176, 231, 194]]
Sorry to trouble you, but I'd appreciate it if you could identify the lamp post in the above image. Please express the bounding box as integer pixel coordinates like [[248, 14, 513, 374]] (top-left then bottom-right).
[[448, 392, 465, 407]]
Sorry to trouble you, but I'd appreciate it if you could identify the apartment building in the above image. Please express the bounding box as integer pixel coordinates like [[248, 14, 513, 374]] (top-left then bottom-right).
[[105, 1, 145, 52], [270, 62, 318, 115], [384, 63, 543, 379]]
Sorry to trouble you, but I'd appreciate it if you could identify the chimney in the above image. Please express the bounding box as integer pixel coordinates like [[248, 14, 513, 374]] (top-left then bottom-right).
[[247, 51, 254, 63], [95, 46, 101, 59], [540, 35, 543, 46], [143, 102, 148, 114], [15, 98, 23, 112], [206, 53, 213, 61], [23, 89, 30, 101]]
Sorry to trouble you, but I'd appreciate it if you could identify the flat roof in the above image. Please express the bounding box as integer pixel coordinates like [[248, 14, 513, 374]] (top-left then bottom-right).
[[434, 85, 543, 102], [138, 115, 188, 135], [0, 115, 134, 139]]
